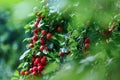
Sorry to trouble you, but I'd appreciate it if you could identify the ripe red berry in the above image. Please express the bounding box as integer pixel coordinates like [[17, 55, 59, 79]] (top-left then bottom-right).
[[45, 47, 49, 51], [33, 67, 38, 71], [25, 71, 29, 75], [40, 38, 45, 44], [33, 29, 38, 34], [32, 71, 37, 75], [85, 43, 90, 49], [41, 58, 46, 64], [37, 63, 42, 66], [32, 35, 38, 42], [36, 17, 41, 23], [59, 52, 64, 56], [42, 56, 47, 60], [30, 39, 33, 43], [35, 58, 41, 63], [32, 57, 35, 62], [46, 33, 52, 39], [30, 43, 34, 48], [20, 70, 25, 75], [38, 65, 44, 71], [34, 22, 39, 28], [41, 30, 47, 35], [57, 27, 63, 32], [29, 68, 33, 73], [39, 45, 45, 51], [85, 38, 90, 43], [34, 61, 38, 66]]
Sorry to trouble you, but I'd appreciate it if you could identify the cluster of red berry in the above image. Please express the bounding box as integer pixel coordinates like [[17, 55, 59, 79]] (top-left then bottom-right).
[[30, 15, 63, 51], [30, 56, 47, 75], [84, 38, 90, 56], [20, 14, 67, 76], [29, 16, 41, 48], [20, 70, 29, 76], [84, 38, 90, 49], [20, 56, 47, 76]]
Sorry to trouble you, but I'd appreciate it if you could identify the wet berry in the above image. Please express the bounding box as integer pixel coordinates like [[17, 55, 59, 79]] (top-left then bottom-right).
[[85, 38, 90, 43], [20, 70, 25, 75], [59, 52, 64, 56], [40, 45, 45, 51], [33, 66, 38, 71], [34, 22, 39, 28], [25, 71, 29, 75], [29, 68, 33, 73], [41, 58, 46, 65], [40, 38, 45, 44], [46, 33, 52, 39], [33, 29, 38, 34], [38, 65, 44, 71], [35, 58, 41, 63], [32, 35, 38, 42], [32, 71, 37, 75], [41, 30, 47, 35], [67, 50, 71, 54], [85, 43, 90, 49], [30, 43, 34, 48]]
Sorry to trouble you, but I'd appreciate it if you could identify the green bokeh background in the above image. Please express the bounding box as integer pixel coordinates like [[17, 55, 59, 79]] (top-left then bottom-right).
[[0, 0, 120, 80], [0, 0, 38, 79]]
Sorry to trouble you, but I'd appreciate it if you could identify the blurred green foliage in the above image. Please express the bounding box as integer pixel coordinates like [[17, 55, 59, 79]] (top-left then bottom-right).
[[0, 0, 39, 80], [1, 0, 120, 80]]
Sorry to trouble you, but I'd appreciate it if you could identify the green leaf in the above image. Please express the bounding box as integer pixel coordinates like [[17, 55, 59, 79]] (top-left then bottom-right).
[[24, 24, 31, 29], [13, 70, 19, 76], [28, 12, 35, 17], [19, 49, 31, 61], [26, 44, 30, 48], [18, 63, 24, 69], [36, 51, 41, 56], [23, 38, 31, 42], [23, 62, 29, 68], [25, 29, 30, 33], [24, 25, 31, 33]]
